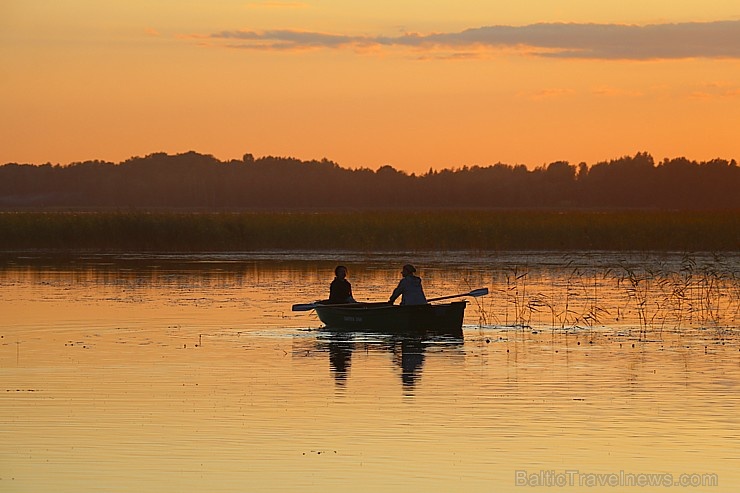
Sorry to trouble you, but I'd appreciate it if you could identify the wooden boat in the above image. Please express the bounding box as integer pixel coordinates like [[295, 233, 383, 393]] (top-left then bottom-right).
[[293, 288, 486, 335], [313, 300, 467, 334]]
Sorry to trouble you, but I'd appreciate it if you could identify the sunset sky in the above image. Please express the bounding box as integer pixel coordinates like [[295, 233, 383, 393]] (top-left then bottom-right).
[[2, 1, 740, 173]]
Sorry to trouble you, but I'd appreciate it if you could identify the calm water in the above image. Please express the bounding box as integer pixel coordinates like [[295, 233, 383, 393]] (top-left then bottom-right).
[[1, 252, 739, 492]]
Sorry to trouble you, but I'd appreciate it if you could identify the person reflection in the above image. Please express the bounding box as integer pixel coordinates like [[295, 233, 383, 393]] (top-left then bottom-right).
[[393, 337, 426, 392], [327, 333, 354, 387]]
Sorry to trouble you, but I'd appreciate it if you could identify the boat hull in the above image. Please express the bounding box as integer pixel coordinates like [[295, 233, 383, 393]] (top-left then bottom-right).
[[314, 301, 466, 334]]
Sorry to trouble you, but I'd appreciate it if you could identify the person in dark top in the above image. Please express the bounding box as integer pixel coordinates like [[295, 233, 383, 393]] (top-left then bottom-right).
[[389, 264, 427, 305], [328, 265, 356, 304]]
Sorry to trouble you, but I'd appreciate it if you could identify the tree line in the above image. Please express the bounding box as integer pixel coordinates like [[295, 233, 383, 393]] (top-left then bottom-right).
[[1, 151, 738, 209]]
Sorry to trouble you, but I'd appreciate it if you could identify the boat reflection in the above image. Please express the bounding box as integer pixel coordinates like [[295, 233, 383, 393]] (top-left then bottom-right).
[[317, 330, 463, 393]]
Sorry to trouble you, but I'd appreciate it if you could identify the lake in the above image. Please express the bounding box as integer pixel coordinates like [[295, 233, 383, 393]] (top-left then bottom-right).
[[1, 251, 739, 492]]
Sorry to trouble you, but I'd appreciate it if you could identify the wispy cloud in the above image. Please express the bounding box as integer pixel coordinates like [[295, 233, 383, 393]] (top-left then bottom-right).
[[591, 86, 645, 98], [200, 20, 740, 60], [243, 1, 309, 8], [689, 81, 740, 99], [210, 29, 355, 50], [520, 88, 576, 101]]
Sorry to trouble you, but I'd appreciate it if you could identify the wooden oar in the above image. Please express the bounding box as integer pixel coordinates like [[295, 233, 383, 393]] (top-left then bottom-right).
[[292, 301, 321, 312], [291, 301, 360, 312], [426, 287, 489, 303]]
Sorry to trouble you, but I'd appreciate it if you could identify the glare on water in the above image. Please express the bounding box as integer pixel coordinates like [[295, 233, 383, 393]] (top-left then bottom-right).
[[1, 252, 738, 492]]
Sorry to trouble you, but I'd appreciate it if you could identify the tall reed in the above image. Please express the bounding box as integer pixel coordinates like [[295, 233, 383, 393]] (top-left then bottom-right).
[[0, 210, 737, 252], [481, 255, 738, 339]]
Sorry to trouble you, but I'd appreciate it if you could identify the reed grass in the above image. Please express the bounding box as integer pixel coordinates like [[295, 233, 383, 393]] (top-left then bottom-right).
[[478, 254, 739, 339], [0, 210, 737, 252]]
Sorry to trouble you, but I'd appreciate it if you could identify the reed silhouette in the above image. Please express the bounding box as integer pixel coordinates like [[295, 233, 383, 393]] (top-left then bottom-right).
[[476, 255, 739, 341], [0, 210, 737, 252]]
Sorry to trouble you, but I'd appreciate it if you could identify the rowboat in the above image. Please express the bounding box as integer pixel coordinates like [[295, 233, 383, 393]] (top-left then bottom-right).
[[292, 288, 488, 335], [313, 300, 467, 334]]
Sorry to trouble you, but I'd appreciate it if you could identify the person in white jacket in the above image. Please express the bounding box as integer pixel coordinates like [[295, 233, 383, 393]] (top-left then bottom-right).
[[389, 264, 427, 305]]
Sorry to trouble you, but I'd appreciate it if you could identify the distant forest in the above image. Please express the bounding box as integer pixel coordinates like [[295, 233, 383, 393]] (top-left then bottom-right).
[[1, 151, 738, 209]]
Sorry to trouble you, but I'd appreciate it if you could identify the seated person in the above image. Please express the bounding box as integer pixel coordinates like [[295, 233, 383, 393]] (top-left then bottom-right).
[[328, 265, 356, 304], [389, 264, 427, 305]]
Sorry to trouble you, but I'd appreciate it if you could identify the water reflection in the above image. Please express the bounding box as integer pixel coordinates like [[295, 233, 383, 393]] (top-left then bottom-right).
[[1, 253, 739, 493], [325, 332, 354, 386], [394, 337, 425, 389], [318, 331, 463, 393]]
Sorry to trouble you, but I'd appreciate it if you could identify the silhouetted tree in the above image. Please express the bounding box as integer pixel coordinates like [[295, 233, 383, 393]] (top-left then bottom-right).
[[1, 151, 738, 210]]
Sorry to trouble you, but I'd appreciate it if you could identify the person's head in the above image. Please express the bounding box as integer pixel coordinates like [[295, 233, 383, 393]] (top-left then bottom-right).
[[335, 265, 348, 278], [402, 264, 416, 277]]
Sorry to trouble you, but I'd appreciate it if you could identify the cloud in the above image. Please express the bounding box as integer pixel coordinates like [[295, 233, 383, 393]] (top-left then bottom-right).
[[689, 82, 740, 99], [591, 86, 644, 98], [520, 88, 576, 100], [211, 29, 356, 49], [244, 1, 308, 8], [202, 20, 740, 60]]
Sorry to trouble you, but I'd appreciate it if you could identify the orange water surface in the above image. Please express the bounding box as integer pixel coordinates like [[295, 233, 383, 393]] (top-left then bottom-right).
[[1, 253, 738, 492]]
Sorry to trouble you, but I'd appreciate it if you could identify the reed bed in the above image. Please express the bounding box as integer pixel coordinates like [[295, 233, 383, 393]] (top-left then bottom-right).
[[472, 254, 740, 339], [0, 210, 738, 252]]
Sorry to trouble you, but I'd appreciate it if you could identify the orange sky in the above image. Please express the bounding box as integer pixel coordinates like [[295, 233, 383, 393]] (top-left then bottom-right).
[[2, 1, 740, 173]]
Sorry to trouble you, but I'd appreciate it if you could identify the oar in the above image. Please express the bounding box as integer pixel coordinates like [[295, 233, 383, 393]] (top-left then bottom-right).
[[292, 301, 360, 312], [292, 302, 319, 312], [427, 287, 489, 303]]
